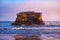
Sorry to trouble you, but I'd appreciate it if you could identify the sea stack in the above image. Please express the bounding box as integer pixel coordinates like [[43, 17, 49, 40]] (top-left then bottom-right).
[[12, 11, 45, 25]]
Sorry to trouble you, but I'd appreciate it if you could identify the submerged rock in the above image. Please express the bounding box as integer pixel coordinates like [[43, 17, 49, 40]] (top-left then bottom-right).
[[12, 11, 45, 25]]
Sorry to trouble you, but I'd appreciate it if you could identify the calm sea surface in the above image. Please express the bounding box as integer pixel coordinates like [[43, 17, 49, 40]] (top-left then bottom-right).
[[0, 21, 60, 40]]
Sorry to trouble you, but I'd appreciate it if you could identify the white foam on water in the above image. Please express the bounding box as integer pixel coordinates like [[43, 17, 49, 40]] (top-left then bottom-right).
[[10, 27, 60, 30]]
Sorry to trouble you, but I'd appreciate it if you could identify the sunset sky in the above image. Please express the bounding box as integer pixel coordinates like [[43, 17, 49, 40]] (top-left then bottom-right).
[[0, 0, 60, 21]]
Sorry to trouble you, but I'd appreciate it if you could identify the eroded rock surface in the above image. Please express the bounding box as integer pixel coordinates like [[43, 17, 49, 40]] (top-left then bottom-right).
[[12, 11, 45, 25]]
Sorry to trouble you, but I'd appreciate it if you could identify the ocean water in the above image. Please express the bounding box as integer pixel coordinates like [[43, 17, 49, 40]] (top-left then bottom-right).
[[0, 21, 60, 40], [0, 21, 60, 28]]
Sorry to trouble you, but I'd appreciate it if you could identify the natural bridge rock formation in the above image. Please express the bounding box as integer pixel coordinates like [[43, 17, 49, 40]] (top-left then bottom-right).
[[12, 11, 45, 25]]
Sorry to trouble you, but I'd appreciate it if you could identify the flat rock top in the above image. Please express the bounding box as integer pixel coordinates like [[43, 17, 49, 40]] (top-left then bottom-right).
[[12, 11, 45, 25]]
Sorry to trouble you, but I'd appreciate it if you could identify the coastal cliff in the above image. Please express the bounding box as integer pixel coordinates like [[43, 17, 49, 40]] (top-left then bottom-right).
[[12, 11, 45, 25]]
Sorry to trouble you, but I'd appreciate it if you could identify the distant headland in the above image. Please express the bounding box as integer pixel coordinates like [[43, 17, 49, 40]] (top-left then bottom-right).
[[12, 11, 45, 26]]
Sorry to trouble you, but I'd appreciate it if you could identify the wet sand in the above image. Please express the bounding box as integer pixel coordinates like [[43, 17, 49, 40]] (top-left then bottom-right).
[[0, 34, 60, 40]]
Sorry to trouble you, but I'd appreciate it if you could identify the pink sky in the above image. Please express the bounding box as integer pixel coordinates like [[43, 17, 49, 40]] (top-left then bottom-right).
[[0, 0, 60, 21]]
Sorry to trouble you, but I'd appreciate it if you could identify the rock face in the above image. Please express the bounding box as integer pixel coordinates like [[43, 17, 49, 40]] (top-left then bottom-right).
[[12, 11, 45, 25]]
